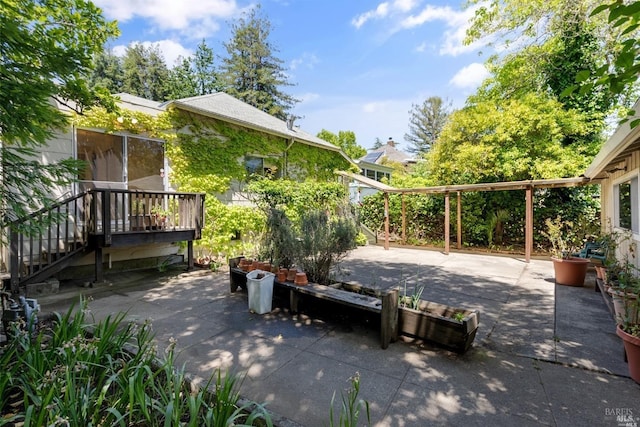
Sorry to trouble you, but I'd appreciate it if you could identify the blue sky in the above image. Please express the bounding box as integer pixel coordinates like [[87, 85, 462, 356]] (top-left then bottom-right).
[[94, 0, 492, 150]]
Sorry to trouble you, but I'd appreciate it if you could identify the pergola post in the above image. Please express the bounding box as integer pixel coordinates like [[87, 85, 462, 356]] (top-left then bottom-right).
[[444, 192, 450, 255], [457, 191, 462, 250], [384, 192, 390, 250], [401, 194, 406, 245], [525, 186, 533, 263]]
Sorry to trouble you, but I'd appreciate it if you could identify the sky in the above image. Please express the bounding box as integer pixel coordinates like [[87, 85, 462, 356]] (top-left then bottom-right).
[[93, 0, 493, 150]]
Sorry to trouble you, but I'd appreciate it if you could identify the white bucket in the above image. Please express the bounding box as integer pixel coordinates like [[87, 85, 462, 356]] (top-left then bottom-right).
[[246, 269, 275, 314]]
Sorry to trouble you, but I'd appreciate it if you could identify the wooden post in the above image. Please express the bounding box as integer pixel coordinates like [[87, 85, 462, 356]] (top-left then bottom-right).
[[9, 229, 19, 294], [380, 288, 398, 349], [444, 192, 450, 255], [401, 194, 406, 245], [384, 192, 390, 250], [525, 186, 533, 263], [187, 240, 194, 270], [457, 191, 462, 250], [94, 246, 103, 284]]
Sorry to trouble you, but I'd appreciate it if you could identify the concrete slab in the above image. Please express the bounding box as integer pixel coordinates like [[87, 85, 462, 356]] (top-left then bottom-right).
[[34, 246, 639, 426]]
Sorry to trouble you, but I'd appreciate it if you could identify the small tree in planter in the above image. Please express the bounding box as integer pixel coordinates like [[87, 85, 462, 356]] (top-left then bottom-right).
[[296, 209, 357, 285], [261, 208, 296, 269], [543, 216, 591, 286]]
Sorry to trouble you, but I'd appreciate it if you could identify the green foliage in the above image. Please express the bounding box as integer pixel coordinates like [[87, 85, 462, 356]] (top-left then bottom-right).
[[247, 178, 347, 224], [404, 97, 453, 154], [329, 373, 370, 427], [0, 298, 272, 426], [1, 0, 118, 233], [317, 129, 367, 160], [219, 5, 297, 120], [122, 42, 170, 101], [296, 210, 358, 285], [421, 94, 596, 185], [261, 208, 297, 268]]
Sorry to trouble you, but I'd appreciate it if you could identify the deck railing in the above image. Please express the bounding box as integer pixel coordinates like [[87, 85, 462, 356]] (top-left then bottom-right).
[[7, 189, 205, 293]]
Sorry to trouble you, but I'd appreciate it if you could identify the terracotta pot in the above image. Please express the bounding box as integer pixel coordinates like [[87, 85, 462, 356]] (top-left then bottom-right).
[[286, 269, 297, 282], [277, 269, 288, 282], [551, 257, 590, 286], [262, 263, 271, 273], [617, 324, 640, 383], [608, 288, 639, 325], [294, 272, 308, 286]]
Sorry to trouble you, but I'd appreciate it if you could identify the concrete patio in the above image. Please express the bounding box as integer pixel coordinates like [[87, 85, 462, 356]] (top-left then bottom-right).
[[38, 246, 639, 426]]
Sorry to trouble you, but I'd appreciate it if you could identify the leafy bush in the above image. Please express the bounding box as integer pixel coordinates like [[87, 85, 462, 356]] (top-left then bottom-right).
[[296, 210, 358, 285], [0, 299, 272, 426]]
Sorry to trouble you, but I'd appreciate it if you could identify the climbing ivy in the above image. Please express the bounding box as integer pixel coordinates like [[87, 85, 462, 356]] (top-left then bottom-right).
[[75, 105, 353, 258]]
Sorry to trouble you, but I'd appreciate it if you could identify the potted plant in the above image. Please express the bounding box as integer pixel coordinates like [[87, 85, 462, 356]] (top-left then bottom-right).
[[397, 278, 479, 353], [150, 204, 169, 229], [543, 216, 590, 287], [613, 262, 640, 383]]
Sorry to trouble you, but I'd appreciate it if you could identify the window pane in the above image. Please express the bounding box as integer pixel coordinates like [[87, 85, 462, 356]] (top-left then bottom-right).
[[619, 181, 632, 229], [77, 129, 123, 182], [245, 156, 264, 176], [128, 137, 164, 191]]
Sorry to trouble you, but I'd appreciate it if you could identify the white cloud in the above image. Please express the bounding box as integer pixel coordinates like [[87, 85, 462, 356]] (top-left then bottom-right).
[[353, 2, 485, 57], [94, 0, 237, 34], [351, 0, 419, 29], [290, 53, 320, 71], [113, 40, 193, 68], [449, 63, 489, 89]]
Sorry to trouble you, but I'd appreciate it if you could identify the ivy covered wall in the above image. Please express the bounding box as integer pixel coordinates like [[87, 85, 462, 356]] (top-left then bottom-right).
[[74, 105, 353, 259]]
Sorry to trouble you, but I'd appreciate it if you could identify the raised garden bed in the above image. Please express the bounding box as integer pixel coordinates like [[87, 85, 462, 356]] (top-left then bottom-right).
[[398, 300, 479, 353]]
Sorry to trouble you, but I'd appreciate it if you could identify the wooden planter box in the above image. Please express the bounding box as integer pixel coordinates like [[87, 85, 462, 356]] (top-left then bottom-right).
[[398, 300, 479, 353]]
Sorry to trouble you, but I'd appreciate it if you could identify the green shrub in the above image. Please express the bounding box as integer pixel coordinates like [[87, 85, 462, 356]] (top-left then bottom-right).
[[0, 298, 272, 426]]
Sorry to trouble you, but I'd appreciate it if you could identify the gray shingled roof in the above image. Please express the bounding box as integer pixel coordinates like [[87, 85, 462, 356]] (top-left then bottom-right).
[[166, 93, 340, 153], [115, 93, 164, 116]]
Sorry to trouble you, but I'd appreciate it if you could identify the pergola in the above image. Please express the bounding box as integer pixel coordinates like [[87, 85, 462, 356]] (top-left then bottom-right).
[[337, 171, 599, 262]]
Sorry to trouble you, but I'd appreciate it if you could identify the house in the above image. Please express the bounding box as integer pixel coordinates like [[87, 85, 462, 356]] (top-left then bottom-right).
[[1, 92, 352, 294], [165, 93, 354, 205], [351, 138, 415, 202], [584, 98, 640, 268]]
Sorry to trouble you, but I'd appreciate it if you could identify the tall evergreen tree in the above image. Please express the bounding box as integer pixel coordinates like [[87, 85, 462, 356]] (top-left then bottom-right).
[[193, 39, 219, 95], [219, 5, 297, 119], [89, 49, 124, 94], [122, 43, 169, 101], [404, 97, 452, 154], [166, 57, 198, 99]]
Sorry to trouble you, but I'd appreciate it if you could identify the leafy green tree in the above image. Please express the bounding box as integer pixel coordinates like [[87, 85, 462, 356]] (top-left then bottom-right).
[[404, 97, 452, 154], [1, 0, 118, 229], [465, 0, 636, 115], [166, 57, 198, 99], [219, 5, 297, 120], [89, 49, 124, 94], [122, 43, 170, 101], [317, 129, 367, 160], [419, 94, 595, 185]]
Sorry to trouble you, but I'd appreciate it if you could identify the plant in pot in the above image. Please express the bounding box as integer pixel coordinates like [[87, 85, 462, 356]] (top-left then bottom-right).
[[295, 209, 357, 286], [543, 216, 591, 287], [613, 267, 640, 383]]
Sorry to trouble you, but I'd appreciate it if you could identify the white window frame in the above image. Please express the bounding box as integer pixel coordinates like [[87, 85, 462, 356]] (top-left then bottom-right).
[[613, 171, 639, 234]]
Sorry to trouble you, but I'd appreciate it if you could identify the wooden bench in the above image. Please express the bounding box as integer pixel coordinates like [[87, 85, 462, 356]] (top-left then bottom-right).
[[228, 264, 398, 349]]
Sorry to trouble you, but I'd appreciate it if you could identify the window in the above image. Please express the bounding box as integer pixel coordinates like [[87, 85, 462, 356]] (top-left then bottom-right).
[[615, 176, 638, 232], [76, 129, 165, 191], [77, 129, 123, 183], [245, 156, 280, 178]]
